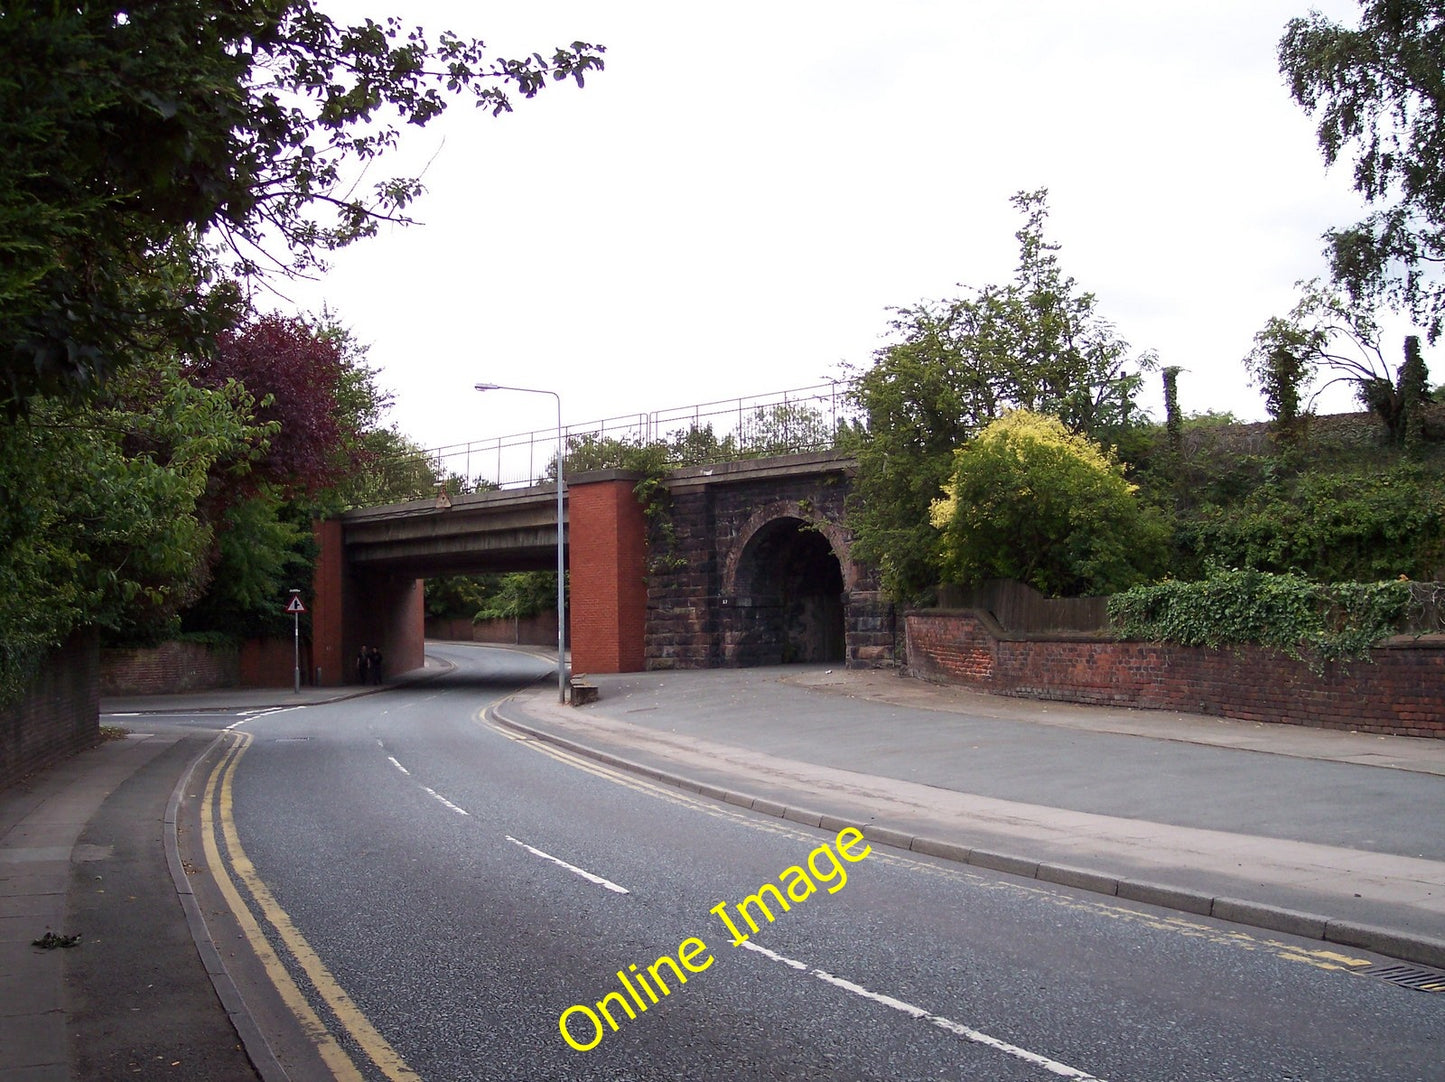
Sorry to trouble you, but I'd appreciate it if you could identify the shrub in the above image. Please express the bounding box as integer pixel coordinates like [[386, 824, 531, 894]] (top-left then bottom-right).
[[1107, 566, 1411, 667], [931, 411, 1168, 597]]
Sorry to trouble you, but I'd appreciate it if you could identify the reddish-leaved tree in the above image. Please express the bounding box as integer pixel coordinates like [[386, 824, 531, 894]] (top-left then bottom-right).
[[189, 314, 356, 499]]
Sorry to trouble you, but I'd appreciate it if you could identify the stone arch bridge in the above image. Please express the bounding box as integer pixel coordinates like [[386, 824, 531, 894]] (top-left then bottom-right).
[[311, 450, 894, 684]]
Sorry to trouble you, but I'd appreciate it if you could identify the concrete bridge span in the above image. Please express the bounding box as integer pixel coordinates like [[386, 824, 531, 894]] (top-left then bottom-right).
[[310, 450, 894, 685]]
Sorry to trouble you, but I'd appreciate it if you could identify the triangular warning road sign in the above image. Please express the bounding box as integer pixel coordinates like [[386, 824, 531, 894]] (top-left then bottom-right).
[[285, 595, 306, 614]]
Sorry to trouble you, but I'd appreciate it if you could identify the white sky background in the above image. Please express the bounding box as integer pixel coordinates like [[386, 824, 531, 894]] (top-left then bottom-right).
[[283, 0, 1388, 451]]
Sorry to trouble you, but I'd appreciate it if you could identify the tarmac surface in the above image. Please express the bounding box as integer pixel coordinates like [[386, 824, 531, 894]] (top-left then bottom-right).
[[3, 647, 1444, 1078]]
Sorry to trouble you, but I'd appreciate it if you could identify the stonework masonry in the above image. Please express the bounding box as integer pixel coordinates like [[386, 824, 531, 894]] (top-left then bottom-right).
[[644, 453, 895, 670], [907, 609, 1445, 739]]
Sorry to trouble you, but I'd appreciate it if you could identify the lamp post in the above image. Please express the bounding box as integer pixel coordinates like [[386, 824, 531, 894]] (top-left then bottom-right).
[[474, 383, 567, 703]]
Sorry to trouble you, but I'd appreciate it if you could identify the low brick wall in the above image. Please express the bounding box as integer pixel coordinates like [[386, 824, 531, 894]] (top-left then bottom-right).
[[425, 614, 559, 647], [240, 638, 310, 688], [906, 609, 1445, 739], [1, 630, 99, 790], [100, 637, 310, 694], [101, 640, 238, 696]]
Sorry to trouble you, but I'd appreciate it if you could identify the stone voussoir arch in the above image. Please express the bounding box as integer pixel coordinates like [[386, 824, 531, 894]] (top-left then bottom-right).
[[722, 499, 855, 597]]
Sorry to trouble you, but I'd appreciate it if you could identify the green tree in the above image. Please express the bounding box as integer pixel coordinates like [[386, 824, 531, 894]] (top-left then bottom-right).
[[742, 402, 837, 457], [0, 359, 264, 702], [1279, 1, 1445, 340], [1246, 282, 1431, 444], [1243, 318, 1313, 443], [474, 573, 561, 621], [930, 411, 1168, 597], [0, 3, 604, 407], [847, 190, 1156, 602]]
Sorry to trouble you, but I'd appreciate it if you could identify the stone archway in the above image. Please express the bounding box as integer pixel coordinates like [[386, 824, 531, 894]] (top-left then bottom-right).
[[724, 515, 846, 666]]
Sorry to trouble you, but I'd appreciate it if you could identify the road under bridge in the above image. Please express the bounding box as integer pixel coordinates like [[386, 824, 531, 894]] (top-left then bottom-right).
[[310, 451, 893, 685]]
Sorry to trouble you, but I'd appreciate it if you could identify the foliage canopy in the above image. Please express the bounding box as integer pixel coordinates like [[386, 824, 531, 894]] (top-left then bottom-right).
[[1279, 1, 1445, 340], [848, 190, 1156, 603], [931, 411, 1167, 597], [1109, 565, 1411, 668], [0, 2, 603, 407]]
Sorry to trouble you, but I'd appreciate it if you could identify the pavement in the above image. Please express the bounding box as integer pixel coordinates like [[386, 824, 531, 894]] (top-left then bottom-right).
[[491, 663, 1445, 971], [2, 648, 1444, 1079]]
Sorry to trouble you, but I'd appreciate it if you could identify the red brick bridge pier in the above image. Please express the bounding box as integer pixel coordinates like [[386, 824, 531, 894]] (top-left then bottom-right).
[[310, 450, 894, 685]]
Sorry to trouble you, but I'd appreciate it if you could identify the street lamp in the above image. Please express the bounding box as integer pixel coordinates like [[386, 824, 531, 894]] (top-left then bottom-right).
[[474, 382, 567, 703]]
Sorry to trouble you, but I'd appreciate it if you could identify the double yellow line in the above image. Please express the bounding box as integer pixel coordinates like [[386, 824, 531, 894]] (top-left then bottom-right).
[[201, 732, 420, 1081]]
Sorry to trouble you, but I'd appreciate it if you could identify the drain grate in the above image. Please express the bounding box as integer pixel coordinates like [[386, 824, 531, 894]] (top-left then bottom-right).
[[1361, 964, 1445, 993]]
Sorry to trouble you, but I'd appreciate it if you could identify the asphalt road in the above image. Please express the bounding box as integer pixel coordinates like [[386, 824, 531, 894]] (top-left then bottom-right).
[[180, 645, 1442, 1081]]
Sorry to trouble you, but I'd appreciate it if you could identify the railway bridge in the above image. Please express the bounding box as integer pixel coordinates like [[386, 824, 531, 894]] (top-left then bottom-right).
[[310, 450, 894, 685]]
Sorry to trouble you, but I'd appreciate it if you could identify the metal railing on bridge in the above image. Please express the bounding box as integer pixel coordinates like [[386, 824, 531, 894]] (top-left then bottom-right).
[[424, 382, 860, 490]]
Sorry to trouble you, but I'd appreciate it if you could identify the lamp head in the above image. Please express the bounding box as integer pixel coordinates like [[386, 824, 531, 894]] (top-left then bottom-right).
[[473, 382, 500, 392]]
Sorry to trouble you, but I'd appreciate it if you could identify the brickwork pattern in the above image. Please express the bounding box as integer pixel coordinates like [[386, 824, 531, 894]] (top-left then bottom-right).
[[101, 640, 239, 695], [569, 477, 649, 673], [907, 610, 1445, 738], [1, 630, 99, 790], [101, 637, 311, 694], [425, 614, 559, 646]]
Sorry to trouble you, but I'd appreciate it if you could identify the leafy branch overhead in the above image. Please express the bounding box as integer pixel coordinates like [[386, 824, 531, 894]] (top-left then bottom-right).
[[0, 3, 605, 406], [1279, 1, 1445, 341]]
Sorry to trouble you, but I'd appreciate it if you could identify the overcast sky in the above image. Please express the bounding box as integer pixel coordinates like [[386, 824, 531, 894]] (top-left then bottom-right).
[[283, 0, 1383, 452]]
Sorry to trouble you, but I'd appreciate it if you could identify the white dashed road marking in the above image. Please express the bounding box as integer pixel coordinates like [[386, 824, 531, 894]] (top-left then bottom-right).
[[504, 835, 630, 895], [741, 941, 1108, 1081]]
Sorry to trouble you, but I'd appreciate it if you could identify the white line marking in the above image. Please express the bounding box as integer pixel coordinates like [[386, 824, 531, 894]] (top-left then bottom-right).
[[503, 836, 630, 895], [387, 756, 410, 776], [740, 942, 1108, 1081], [421, 787, 469, 816]]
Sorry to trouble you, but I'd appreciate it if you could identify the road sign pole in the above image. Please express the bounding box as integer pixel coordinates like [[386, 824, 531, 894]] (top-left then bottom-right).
[[289, 589, 301, 694]]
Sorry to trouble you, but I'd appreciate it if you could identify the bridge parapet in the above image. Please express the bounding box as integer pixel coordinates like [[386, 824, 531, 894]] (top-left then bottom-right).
[[341, 485, 564, 577], [311, 449, 896, 686]]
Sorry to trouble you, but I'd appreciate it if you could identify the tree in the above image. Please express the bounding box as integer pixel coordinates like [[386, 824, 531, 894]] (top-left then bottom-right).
[[847, 189, 1156, 603], [1245, 282, 1431, 444], [930, 411, 1167, 597], [0, 358, 264, 702], [1162, 366, 1184, 463], [0, 3, 604, 408], [1279, 1, 1445, 340], [181, 314, 456, 640], [1243, 319, 1312, 442], [187, 313, 356, 500]]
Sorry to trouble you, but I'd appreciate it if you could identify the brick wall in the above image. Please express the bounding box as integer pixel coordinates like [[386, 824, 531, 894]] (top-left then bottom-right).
[[569, 475, 649, 673], [1, 630, 99, 790], [906, 610, 1445, 739], [101, 640, 239, 695], [240, 637, 310, 688], [425, 613, 560, 646], [100, 637, 312, 694]]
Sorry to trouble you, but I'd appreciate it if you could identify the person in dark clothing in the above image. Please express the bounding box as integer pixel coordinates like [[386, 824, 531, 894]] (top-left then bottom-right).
[[368, 646, 384, 684], [356, 645, 369, 685]]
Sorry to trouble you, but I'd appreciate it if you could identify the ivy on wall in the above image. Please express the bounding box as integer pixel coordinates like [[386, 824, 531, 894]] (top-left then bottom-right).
[[1107, 565, 1411, 669]]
